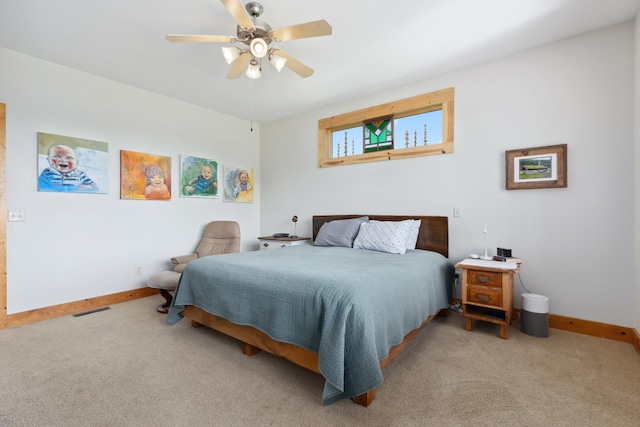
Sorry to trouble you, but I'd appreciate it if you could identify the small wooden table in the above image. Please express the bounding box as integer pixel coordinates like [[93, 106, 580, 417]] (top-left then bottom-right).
[[456, 259, 520, 339]]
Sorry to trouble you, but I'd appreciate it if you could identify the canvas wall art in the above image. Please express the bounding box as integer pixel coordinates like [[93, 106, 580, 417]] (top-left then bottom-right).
[[37, 132, 108, 193], [120, 150, 171, 200], [179, 155, 218, 198], [223, 165, 254, 203]]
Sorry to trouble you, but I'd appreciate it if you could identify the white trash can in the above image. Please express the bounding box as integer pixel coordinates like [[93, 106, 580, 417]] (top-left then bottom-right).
[[521, 293, 549, 337]]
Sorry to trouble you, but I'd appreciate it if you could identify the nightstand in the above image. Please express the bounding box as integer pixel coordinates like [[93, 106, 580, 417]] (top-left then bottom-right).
[[257, 236, 311, 251], [456, 259, 521, 339]]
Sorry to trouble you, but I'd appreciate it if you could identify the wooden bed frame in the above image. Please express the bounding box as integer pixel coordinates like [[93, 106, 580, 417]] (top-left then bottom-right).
[[182, 214, 449, 407]]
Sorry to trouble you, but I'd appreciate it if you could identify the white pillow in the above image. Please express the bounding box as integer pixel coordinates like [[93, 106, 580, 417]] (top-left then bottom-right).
[[404, 219, 422, 250], [353, 220, 412, 254]]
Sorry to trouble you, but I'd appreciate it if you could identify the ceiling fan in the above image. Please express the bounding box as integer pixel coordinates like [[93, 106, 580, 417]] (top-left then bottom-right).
[[167, 0, 332, 80]]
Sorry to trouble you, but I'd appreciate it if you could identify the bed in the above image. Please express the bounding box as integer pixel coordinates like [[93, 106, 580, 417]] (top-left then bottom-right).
[[167, 215, 454, 406]]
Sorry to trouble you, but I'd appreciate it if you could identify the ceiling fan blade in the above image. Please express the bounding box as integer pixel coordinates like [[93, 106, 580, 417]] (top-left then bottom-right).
[[273, 49, 314, 78], [166, 34, 236, 43], [220, 0, 255, 30], [226, 51, 251, 79], [269, 20, 332, 42]]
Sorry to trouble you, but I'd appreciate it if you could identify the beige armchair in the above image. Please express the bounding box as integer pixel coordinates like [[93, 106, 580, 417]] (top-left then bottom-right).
[[148, 220, 241, 313]]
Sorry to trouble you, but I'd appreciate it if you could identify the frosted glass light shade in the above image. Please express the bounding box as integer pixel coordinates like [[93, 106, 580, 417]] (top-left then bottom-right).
[[246, 59, 261, 79], [269, 54, 287, 72], [221, 46, 241, 64]]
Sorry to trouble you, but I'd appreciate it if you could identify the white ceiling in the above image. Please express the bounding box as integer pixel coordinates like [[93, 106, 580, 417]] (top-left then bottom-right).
[[1, 0, 639, 123]]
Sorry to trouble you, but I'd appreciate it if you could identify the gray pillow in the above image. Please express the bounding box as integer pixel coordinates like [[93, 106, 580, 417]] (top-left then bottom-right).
[[313, 216, 369, 247]]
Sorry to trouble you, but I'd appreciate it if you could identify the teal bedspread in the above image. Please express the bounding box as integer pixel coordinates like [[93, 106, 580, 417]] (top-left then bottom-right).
[[167, 245, 453, 405]]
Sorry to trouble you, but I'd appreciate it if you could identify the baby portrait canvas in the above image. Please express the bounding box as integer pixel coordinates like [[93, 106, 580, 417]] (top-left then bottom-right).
[[179, 155, 218, 198], [37, 132, 108, 194], [120, 150, 171, 201], [223, 165, 254, 203]]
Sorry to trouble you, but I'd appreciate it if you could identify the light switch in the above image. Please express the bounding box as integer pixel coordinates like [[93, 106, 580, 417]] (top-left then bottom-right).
[[453, 206, 462, 218]]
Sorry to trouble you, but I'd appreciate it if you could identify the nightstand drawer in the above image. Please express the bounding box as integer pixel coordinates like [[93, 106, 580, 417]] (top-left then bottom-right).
[[260, 240, 289, 250], [467, 286, 503, 307], [258, 239, 311, 251], [467, 269, 502, 288]]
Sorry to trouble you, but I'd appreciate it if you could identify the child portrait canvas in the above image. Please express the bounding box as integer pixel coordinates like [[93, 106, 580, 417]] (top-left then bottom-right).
[[120, 150, 171, 200], [223, 165, 254, 203], [180, 155, 218, 198], [37, 132, 108, 194]]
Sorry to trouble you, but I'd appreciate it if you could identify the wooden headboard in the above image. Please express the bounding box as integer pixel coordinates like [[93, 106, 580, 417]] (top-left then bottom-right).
[[312, 215, 449, 258]]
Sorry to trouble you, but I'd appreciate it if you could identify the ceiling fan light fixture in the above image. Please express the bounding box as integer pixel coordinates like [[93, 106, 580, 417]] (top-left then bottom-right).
[[221, 46, 241, 64], [269, 53, 287, 72], [246, 58, 261, 79], [249, 38, 268, 58], [168, 1, 330, 80]]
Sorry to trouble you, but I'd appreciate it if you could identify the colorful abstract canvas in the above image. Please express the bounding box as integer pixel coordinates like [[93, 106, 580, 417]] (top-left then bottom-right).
[[223, 165, 254, 203], [179, 155, 218, 198], [37, 132, 108, 193], [120, 150, 171, 200]]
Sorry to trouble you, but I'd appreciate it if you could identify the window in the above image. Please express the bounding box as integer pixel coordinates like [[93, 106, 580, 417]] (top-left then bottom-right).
[[318, 88, 454, 167]]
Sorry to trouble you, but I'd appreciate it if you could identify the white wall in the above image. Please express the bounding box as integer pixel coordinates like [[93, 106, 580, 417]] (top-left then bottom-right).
[[261, 22, 636, 327], [1, 47, 261, 314]]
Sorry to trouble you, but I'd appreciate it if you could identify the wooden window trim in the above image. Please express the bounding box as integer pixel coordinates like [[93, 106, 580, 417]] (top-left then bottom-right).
[[318, 87, 454, 168]]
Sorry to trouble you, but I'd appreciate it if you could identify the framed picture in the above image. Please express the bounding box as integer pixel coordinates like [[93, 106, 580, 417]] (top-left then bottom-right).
[[223, 165, 254, 203], [37, 132, 109, 194], [505, 144, 567, 190], [120, 150, 171, 200], [179, 155, 218, 198]]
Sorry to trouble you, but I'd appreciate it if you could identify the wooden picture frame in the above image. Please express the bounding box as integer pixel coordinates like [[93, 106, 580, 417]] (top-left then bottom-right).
[[505, 144, 567, 190]]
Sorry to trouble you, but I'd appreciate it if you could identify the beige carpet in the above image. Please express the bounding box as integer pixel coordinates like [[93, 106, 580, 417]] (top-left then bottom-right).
[[1, 296, 639, 427]]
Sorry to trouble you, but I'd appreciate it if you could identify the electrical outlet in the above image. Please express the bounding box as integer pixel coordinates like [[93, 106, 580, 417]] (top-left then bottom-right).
[[135, 266, 142, 275], [8, 209, 25, 221]]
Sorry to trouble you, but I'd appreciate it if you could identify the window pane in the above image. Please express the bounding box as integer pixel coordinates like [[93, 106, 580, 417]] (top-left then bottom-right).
[[394, 110, 443, 149], [331, 126, 364, 158]]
